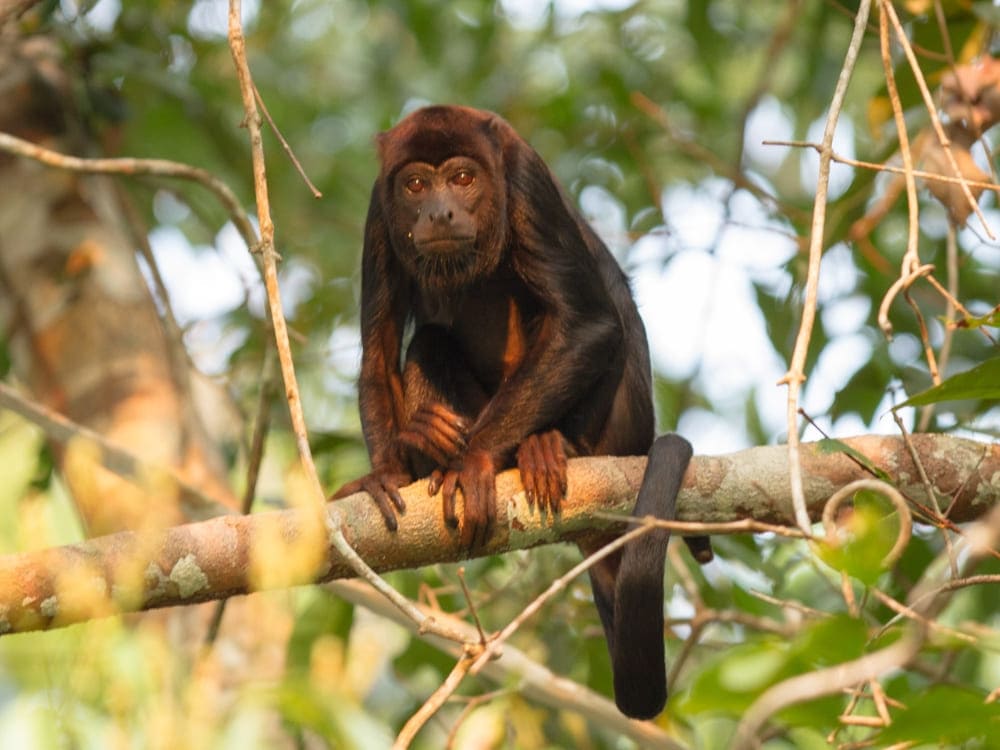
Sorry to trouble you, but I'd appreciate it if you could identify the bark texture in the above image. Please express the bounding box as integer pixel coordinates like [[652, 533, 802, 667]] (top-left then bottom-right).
[[0, 434, 995, 635]]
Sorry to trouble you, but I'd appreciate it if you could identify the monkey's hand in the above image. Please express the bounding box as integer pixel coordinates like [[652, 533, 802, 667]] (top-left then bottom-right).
[[516, 430, 570, 513], [437, 448, 497, 550], [398, 403, 470, 467], [330, 470, 411, 531]]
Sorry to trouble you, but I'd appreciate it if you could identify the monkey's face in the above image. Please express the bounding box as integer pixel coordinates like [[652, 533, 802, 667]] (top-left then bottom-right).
[[390, 155, 503, 290]]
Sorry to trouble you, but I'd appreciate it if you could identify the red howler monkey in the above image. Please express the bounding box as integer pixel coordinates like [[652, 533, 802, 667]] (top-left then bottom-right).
[[333, 105, 710, 719]]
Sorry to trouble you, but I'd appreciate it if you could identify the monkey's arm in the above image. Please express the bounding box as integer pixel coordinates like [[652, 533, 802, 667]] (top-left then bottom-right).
[[332, 193, 413, 528]]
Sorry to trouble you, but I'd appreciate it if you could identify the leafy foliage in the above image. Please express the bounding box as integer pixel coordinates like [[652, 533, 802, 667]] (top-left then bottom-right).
[[0, 1, 997, 749]]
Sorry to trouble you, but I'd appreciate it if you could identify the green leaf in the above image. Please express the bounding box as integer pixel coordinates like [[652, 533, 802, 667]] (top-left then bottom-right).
[[955, 306, 1000, 330], [896, 357, 1000, 408], [677, 616, 868, 716], [877, 685, 1000, 745], [815, 438, 892, 482], [815, 490, 904, 584], [285, 590, 355, 677]]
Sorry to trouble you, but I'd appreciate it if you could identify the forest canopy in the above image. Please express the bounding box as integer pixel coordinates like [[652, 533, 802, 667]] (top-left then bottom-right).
[[0, 1, 997, 749]]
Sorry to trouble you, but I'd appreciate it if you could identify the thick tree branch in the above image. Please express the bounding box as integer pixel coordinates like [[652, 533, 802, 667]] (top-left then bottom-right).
[[0, 434, 995, 635]]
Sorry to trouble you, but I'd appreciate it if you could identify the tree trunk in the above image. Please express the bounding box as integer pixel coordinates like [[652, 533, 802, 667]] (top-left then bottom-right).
[[0, 36, 237, 534]]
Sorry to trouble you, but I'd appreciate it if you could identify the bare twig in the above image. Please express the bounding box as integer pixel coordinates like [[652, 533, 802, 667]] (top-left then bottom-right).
[[877, 263, 934, 337], [903, 288, 941, 384], [225, 0, 465, 644], [778, 0, 872, 533], [456, 568, 488, 645], [878, 0, 923, 342], [326, 580, 685, 750], [601, 515, 811, 540], [870, 587, 975, 644], [923, 271, 996, 344], [252, 83, 322, 199], [891, 412, 956, 575], [0, 132, 258, 250], [393, 654, 475, 750], [763, 139, 1000, 195], [468, 518, 662, 675], [882, 0, 993, 237]]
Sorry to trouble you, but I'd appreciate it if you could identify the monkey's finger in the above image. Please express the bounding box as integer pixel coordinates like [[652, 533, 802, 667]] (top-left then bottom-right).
[[441, 472, 460, 528], [422, 403, 470, 434], [522, 460, 538, 509], [401, 409, 467, 463], [458, 474, 483, 549], [357, 475, 405, 529], [399, 428, 450, 466], [427, 468, 445, 496], [474, 479, 496, 550], [375, 497, 400, 531], [386, 482, 406, 514], [516, 441, 538, 508], [413, 408, 468, 448], [329, 477, 362, 500], [366, 487, 399, 532], [540, 433, 565, 512]]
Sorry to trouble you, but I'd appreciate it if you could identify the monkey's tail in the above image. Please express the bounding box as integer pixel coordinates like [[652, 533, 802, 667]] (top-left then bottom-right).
[[611, 433, 692, 720]]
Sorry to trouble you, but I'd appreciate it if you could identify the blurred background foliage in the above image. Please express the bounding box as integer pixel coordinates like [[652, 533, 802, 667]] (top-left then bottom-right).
[[0, 0, 998, 748]]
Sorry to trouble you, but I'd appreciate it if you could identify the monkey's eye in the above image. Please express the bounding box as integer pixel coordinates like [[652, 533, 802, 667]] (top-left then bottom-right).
[[451, 170, 474, 187], [404, 176, 426, 193]]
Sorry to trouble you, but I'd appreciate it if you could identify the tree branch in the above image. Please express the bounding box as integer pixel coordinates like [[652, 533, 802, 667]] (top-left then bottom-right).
[[0, 434, 995, 636]]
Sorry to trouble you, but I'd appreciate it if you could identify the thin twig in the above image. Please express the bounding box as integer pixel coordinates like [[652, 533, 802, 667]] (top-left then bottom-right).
[[778, 0, 872, 533], [226, 0, 466, 645], [891, 413, 957, 575], [879, 1, 922, 331], [903, 288, 941, 385], [870, 587, 975, 644], [252, 83, 322, 199], [600, 514, 811, 540], [762, 139, 1000, 195], [877, 263, 934, 337], [748, 590, 828, 620], [469, 518, 662, 675], [456, 568, 488, 645], [393, 655, 475, 750], [923, 271, 996, 344], [882, 0, 994, 238], [0, 132, 257, 250]]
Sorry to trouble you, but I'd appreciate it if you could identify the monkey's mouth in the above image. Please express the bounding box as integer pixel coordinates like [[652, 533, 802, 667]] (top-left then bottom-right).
[[414, 237, 476, 254], [408, 244, 490, 291]]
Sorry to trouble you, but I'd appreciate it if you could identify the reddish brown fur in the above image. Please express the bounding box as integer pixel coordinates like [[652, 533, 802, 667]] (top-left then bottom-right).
[[334, 106, 703, 718]]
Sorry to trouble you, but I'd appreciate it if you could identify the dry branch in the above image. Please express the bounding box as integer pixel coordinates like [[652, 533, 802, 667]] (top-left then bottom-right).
[[0, 434, 996, 636]]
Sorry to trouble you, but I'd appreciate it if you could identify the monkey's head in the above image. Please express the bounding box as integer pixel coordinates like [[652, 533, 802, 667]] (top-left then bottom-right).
[[375, 106, 511, 291]]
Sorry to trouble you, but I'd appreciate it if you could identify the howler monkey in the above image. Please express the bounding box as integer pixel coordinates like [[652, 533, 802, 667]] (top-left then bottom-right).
[[333, 105, 709, 719]]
